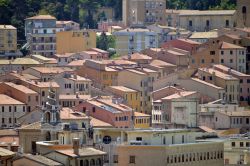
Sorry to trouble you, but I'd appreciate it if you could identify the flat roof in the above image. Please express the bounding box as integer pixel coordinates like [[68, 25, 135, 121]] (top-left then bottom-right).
[[0, 25, 16, 30], [189, 31, 219, 39], [56, 147, 106, 157], [178, 10, 236, 16]]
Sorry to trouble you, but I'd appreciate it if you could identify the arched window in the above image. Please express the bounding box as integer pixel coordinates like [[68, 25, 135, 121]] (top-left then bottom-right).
[[84, 160, 89, 166], [80, 160, 84, 166], [90, 159, 95, 166], [96, 158, 101, 166], [242, 6, 247, 14]]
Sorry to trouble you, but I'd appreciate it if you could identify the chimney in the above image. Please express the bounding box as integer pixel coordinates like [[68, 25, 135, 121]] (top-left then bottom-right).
[[73, 138, 80, 155]]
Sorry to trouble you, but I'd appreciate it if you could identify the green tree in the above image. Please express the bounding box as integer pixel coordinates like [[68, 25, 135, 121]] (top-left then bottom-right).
[[97, 32, 109, 50]]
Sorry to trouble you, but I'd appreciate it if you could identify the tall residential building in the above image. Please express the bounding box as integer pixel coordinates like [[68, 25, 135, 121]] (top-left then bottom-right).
[[114, 28, 158, 56], [237, 0, 250, 27], [0, 25, 18, 58], [122, 0, 166, 26], [56, 30, 96, 54], [25, 15, 63, 57]]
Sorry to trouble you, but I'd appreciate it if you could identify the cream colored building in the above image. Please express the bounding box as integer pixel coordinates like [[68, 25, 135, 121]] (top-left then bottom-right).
[[123, 0, 166, 26], [198, 68, 240, 104], [166, 10, 236, 32], [0, 25, 18, 58], [118, 68, 158, 114], [93, 128, 223, 166], [224, 137, 250, 165], [113, 28, 158, 56], [56, 30, 96, 54]]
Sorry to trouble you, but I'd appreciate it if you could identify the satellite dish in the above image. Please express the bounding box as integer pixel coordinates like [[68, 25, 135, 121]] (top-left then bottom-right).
[[103, 136, 111, 144]]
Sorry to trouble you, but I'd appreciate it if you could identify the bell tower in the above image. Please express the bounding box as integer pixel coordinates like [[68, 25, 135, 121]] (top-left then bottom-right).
[[237, 0, 250, 27], [41, 87, 60, 125]]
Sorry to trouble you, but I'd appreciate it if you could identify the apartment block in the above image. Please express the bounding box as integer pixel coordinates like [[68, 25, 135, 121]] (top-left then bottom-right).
[[118, 68, 158, 114], [198, 68, 239, 104], [113, 28, 158, 56], [77, 59, 118, 89], [214, 64, 250, 106], [122, 0, 166, 26], [0, 25, 18, 58], [56, 30, 96, 54], [25, 15, 63, 57], [106, 86, 140, 112], [0, 94, 26, 128]]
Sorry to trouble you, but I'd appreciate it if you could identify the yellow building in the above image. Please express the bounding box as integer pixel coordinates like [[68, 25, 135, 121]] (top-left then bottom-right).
[[134, 112, 150, 128], [118, 68, 158, 114], [56, 30, 96, 54], [0, 25, 17, 57], [106, 86, 140, 112], [77, 60, 118, 89]]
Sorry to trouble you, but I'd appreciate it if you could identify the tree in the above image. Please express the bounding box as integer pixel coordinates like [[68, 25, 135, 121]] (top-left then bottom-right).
[[97, 32, 109, 50]]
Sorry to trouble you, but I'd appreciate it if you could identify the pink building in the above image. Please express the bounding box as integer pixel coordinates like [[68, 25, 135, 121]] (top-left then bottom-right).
[[214, 64, 250, 106], [75, 96, 133, 128]]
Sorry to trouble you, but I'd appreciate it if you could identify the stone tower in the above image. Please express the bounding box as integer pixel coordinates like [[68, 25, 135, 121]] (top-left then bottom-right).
[[41, 87, 60, 125], [237, 0, 250, 27]]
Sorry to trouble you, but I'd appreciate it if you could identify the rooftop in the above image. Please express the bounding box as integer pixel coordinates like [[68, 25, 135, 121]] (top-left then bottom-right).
[[218, 111, 250, 117], [213, 64, 250, 77], [189, 31, 219, 39], [56, 147, 106, 157], [90, 117, 113, 128], [59, 94, 91, 100], [55, 53, 77, 58], [162, 91, 197, 100], [67, 60, 85, 67], [26, 15, 56, 20], [178, 10, 236, 16], [67, 75, 91, 81], [134, 112, 150, 117], [19, 122, 41, 130], [191, 78, 224, 90], [178, 38, 201, 45], [0, 25, 16, 30], [127, 53, 152, 60], [90, 48, 108, 54], [4, 82, 37, 94], [29, 67, 73, 74], [0, 147, 15, 157], [0, 94, 24, 105], [220, 41, 244, 49], [20, 154, 62, 166], [109, 86, 138, 93], [150, 60, 176, 67], [60, 107, 89, 120], [199, 68, 238, 80]]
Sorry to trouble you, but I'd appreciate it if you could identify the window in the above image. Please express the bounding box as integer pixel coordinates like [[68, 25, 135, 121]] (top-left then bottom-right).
[[28, 96, 31, 102], [221, 51, 224, 55], [2, 106, 4, 112], [210, 51, 215, 55], [23, 106, 26, 112], [209, 76, 213, 81], [113, 155, 118, 163], [231, 142, 235, 147], [136, 137, 142, 141], [206, 20, 210, 26], [247, 79, 250, 83], [240, 142, 244, 147], [36, 96, 38, 102], [221, 59, 224, 63], [226, 20, 229, 27], [182, 135, 185, 143], [201, 59, 205, 64], [129, 156, 135, 164], [14, 106, 16, 112], [2, 118, 4, 123], [92, 107, 96, 113], [242, 6, 247, 14], [246, 118, 249, 124], [189, 20, 192, 27], [9, 106, 11, 112], [247, 142, 250, 147], [230, 59, 233, 63], [42, 91, 45, 97], [240, 79, 243, 83], [9, 118, 11, 123], [211, 59, 214, 63], [230, 50, 233, 55]]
